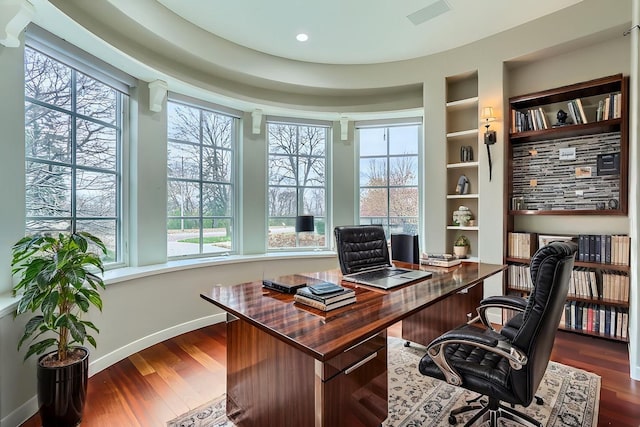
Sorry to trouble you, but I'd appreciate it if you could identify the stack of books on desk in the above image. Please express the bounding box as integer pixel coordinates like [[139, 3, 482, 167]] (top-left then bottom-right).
[[294, 282, 356, 311], [420, 253, 462, 268]]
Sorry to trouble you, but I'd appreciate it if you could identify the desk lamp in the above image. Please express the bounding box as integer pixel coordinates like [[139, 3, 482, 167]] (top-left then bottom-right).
[[295, 215, 315, 247]]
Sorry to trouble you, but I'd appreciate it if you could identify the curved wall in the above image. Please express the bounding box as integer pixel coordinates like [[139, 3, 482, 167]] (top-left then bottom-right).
[[0, 0, 635, 425]]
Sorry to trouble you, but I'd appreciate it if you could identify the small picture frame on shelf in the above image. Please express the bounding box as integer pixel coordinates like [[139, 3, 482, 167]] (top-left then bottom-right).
[[538, 234, 575, 248], [597, 152, 620, 176]]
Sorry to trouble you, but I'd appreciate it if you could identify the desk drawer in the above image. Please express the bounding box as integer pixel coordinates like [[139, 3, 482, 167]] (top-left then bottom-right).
[[321, 331, 386, 380]]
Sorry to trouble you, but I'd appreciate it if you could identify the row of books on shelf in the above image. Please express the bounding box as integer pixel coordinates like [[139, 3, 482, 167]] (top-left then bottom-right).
[[293, 282, 356, 311], [512, 108, 548, 133], [597, 93, 622, 121], [560, 302, 628, 340], [508, 265, 629, 303], [507, 232, 630, 266], [568, 269, 629, 302], [507, 232, 536, 259], [511, 92, 622, 133], [578, 234, 630, 265]]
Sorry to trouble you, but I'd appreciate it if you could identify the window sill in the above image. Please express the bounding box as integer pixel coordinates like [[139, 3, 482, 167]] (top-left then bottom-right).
[[0, 251, 337, 318]]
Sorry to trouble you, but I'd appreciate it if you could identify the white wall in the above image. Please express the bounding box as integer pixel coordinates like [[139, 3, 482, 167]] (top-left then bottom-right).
[[0, 0, 637, 424]]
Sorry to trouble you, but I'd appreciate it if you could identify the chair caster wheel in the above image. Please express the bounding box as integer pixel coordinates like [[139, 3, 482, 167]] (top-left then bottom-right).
[[448, 415, 457, 425], [535, 396, 544, 405]]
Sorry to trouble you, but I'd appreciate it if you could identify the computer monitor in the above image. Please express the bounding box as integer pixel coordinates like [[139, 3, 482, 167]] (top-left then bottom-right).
[[391, 233, 419, 264]]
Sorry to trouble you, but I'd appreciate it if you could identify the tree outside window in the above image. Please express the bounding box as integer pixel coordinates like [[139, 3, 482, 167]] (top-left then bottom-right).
[[24, 47, 123, 262], [358, 125, 420, 237], [267, 122, 328, 249], [167, 101, 236, 257]]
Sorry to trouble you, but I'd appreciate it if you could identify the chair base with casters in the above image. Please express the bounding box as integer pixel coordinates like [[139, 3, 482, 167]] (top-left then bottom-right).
[[448, 396, 542, 427]]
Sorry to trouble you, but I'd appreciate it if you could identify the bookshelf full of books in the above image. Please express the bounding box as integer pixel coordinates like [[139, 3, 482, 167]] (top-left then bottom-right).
[[505, 73, 631, 343], [505, 232, 630, 342]]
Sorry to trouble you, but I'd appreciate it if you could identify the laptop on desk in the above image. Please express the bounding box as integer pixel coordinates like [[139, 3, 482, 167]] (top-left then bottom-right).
[[342, 265, 431, 289], [334, 225, 432, 290]]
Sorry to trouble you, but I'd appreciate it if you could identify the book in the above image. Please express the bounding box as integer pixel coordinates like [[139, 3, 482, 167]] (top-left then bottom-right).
[[307, 281, 345, 295], [293, 293, 356, 311], [295, 286, 355, 304], [262, 274, 308, 294], [575, 98, 588, 123], [420, 257, 462, 268], [421, 253, 458, 260]]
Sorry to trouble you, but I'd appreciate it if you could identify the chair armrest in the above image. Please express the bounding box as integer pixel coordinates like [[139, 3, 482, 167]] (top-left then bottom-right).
[[477, 295, 528, 329], [426, 326, 528, 386]]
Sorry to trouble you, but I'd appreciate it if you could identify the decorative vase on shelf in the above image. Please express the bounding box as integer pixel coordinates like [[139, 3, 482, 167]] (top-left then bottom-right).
[[452, 206, 472, 226]]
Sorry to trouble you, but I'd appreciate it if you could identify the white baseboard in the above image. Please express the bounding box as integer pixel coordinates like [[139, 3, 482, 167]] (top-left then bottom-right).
[[1, 314, 226, 427], [88, 313, 226, 376]]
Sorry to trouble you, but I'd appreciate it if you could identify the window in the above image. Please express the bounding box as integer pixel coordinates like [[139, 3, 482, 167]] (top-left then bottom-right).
[[24, 47, 125, 263], [267, 121, 329, 249], [167, 100, 237, 257], [358, 124, 421, 236]]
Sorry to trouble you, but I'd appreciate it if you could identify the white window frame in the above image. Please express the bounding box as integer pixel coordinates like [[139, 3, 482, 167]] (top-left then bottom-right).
[[24, 31, 132, 267], [166, 95, 240, 259], [266, 117, 331, 251], [355, 119, 423, 238]]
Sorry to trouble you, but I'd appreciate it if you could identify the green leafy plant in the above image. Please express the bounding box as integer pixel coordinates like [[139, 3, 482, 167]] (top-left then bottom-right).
[[11, 232, 107, 364], [454, 235, 470, 247]]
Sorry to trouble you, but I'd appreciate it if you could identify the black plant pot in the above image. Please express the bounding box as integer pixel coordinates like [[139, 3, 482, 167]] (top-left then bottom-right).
[[37, 347, 89, 427]]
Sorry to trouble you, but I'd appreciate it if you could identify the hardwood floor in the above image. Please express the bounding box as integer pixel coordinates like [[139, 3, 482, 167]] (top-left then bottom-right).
[[20, 323, 640, 427]]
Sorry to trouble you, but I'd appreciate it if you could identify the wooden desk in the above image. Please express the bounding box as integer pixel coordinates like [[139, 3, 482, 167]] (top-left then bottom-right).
[[200, 262, 506, 427]]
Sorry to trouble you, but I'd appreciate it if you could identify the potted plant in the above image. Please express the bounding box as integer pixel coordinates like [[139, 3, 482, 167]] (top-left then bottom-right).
[[11, 231, 107, 427], [453, 235, 470, 257]]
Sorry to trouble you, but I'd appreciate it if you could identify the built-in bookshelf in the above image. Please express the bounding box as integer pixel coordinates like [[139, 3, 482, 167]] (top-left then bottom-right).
[[507, 74, 628, 215], [446, 71, 479, 259], [504, 74, 630, 342]]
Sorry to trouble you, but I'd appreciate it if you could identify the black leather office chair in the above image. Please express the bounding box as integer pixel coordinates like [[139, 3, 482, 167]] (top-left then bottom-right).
[[418, 241, 577, 427], [334, 225, 389, 274], [390, 233, 419, 264]]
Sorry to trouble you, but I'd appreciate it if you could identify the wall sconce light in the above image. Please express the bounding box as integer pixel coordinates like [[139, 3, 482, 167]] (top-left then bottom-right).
[[480, 106, 497, 181]]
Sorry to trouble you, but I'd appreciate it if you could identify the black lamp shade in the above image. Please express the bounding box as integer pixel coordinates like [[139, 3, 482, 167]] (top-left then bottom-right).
[[295, 215, 315, 232]]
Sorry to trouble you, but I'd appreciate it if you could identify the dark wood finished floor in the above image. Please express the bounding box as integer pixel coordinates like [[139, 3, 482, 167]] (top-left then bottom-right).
[[20, 322, 640, 427]]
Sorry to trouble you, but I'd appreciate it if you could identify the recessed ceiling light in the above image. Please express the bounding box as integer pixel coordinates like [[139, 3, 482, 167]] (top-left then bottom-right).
[[296, 33, 308, 42]]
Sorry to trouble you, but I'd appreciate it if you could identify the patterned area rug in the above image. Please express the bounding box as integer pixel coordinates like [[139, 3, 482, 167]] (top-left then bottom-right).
[[167, 337, 600, 427]]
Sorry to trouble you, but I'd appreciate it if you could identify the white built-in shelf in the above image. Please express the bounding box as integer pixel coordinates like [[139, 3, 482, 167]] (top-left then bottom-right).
[[446, 129, 478, 139], [447, 161, 479, 169], [446, 225, 479, 231], [447, 193, 479, 199], [446, 97, 479, 111]]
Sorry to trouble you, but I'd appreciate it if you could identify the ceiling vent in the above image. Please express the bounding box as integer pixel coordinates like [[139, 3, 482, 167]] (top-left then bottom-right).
[[407, 0, 451, 26]]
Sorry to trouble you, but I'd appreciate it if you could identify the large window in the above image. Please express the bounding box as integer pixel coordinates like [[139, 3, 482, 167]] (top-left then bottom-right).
[[167, 100, 237, 257], [358, 124, 421, 236], [24, 47, 125, 263], [267, 121, 328, 249]]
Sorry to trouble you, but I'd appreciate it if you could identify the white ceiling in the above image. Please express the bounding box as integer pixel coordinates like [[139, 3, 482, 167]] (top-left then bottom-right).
[[156, 0, 583, 65]]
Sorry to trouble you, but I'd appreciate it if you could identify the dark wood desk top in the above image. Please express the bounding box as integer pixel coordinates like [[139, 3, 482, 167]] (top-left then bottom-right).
[[200, 262, 506, 361]]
